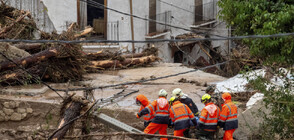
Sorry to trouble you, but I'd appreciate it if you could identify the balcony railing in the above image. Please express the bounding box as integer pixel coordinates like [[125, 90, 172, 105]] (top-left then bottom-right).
[[146, 11, 172, 35]]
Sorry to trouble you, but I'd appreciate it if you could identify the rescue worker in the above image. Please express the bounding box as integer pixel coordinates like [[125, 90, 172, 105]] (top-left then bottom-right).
[[169, 96, 197, 139], [218, 92, 238, 140], [196, 94, 220, 140], [137, 89, 170, 140], [172, 88, 199, 116], [135, 94, 154, 128]]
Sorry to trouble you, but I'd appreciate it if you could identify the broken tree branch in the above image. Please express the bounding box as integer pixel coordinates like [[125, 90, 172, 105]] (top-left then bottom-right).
[[0, 11, 30, 38], [14, 43, 43, 51], [51, 96, 89, 140], [0, 47, 59, 71], [74, 27, 93, 38], [198, 43, 212, 59]]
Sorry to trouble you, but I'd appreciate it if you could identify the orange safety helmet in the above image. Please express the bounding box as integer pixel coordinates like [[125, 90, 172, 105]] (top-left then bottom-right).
[[222, 92, 231, 101]]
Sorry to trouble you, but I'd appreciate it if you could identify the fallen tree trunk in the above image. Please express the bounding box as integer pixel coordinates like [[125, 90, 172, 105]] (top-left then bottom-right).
[[0, 47, 59, 71], [121, 52, 147, 58], [14, 43, 42, 51], [50, 95, 89, 140], [88, 55, 158, 69]]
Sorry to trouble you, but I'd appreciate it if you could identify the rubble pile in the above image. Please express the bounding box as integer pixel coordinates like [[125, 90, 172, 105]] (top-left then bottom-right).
[[221, 45, 263, 77]]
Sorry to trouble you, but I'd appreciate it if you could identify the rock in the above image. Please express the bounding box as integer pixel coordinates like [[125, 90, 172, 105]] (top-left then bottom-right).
[[26, 108, 33, 114], [10, 112, 22, 121], [234, 100, 271, 140], [0, 115, 4, 121], [8, 101, 17, 109], [27, 136, 33, 140], [15, 102, 20, 108], [4, 116, 10, 121], [17, 108, 26, 113], [0, 110, 5, 116], [21, 113, 27, 119], [3, 102, 10, 108], [3, 108, 14, 115]]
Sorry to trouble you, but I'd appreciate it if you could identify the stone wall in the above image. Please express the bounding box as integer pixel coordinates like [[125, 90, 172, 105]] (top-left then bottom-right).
[[0, 99, 60, 139], [0, 101, 33, 122]]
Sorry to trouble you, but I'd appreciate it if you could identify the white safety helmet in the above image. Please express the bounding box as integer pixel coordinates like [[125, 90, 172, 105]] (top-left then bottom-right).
[[158, 89, 168, 97], [172, 88, 184, 97]]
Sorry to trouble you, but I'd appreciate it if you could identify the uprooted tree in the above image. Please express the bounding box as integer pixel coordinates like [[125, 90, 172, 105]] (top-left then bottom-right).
[[218, 0, 294, 139]]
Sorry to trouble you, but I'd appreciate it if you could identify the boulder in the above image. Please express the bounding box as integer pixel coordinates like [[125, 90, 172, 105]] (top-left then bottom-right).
[[234, 100, 270, 140]]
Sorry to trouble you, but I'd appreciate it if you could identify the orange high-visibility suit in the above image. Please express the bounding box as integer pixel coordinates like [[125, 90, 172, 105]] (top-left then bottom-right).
[[219, 93, 238, 140], [136, 94, 155, 127], [138, 97, 169, 140], [197, 102, 220, 139], [169, 101, 197, 139]]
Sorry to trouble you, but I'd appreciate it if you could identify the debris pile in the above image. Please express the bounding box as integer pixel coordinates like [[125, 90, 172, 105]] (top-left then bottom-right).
[[0, 3, 159, 86], [0, 2, 36, 39]]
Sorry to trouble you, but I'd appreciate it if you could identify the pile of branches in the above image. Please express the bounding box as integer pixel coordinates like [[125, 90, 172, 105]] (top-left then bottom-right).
[[0, 3, 159, 86], [0, 1, 36, 39], [221, 45, 263, 77], [0, 3, 87, 85]]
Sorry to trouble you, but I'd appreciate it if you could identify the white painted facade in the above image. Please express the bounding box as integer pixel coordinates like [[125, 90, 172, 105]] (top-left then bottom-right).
[[42, 0, 77, 33]]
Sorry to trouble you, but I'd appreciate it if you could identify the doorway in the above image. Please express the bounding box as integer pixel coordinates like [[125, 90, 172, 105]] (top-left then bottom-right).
[[86, 0, 107, 39], [174, 51, 183, 63]]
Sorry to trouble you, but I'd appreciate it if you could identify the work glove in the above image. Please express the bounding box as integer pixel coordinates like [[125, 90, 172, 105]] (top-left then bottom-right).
[[136, 113, 141, 118], [195, 112, 199, 117]]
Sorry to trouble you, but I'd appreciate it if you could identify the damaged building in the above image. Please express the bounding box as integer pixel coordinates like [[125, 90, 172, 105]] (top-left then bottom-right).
[[6, 0, 231, 66]]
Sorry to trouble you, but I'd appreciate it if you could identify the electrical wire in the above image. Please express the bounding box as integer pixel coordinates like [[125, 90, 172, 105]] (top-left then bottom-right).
[[1, 32, 294, 44]]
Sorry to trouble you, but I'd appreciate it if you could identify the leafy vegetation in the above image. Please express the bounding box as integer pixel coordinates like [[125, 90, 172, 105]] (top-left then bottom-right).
[[218, 0, 294, 64], [218, 0, 294, 139], [248, 69, 294, 139]]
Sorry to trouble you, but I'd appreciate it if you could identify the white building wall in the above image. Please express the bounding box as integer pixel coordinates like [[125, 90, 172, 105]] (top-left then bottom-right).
[[42, 0, 77, 33], [158, 0, 195, 38], [108, 0, 149, 53]]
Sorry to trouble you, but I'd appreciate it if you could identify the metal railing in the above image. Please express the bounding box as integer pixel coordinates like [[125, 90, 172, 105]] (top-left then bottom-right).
[[107, 21, 119, 41], [146, 11, 172, 34], [193, 0, 217, 23]]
